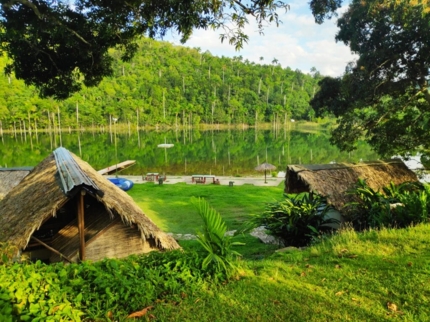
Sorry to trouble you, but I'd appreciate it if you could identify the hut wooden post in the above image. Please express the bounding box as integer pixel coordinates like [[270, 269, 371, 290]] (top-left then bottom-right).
[[78, 190, 86, 261]]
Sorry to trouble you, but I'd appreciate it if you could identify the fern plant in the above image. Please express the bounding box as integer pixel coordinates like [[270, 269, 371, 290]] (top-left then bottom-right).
[[191, 197, 243, 277]]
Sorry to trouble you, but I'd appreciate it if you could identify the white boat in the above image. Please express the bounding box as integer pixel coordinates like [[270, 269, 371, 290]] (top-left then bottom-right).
[[157, 143, 174, 148]]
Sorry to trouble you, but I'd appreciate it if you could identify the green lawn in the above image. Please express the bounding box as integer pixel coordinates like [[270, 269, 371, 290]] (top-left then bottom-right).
[[127, 183, 430, 321], [128, 182, 285, 234], [151, 224, 430, 321]]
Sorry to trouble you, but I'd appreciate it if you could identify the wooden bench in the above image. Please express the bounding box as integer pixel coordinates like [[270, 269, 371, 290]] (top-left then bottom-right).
[[195, 179, 205, 184]]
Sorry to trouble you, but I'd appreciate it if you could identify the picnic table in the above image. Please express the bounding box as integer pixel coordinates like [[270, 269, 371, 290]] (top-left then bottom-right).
[[145, 172, 159, 181], [191, 175, 216, 184]]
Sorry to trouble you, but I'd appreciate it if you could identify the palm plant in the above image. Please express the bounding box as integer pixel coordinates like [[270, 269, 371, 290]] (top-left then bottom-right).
[[241, 193, 339, 247], [191, 197, 243, 277]]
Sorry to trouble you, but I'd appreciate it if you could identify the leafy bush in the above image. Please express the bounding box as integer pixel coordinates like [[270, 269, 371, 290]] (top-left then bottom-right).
[[243, 193, 339, 247], [0, 250, 212, 320], [344, 178, 392, 229], [192, 197, 243, 277], [0, 261, 85, 321], [345, 179, 430, 229]]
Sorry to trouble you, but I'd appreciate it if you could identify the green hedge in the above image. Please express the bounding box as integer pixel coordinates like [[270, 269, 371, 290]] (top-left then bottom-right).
[[0, 251, 211, 320]]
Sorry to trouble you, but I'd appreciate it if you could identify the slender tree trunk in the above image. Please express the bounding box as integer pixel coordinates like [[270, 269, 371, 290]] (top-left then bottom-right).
[[57, 106, 62, 146], [47, 111, 51, 133], [19, 120, 23, 141], [23, 120, 27, 142], [109, 114, 112, 143], [163, 90, 166, 120], [27, 111, 32, 134], [76, 102, 79, 127], [57, 106, 61, 132]]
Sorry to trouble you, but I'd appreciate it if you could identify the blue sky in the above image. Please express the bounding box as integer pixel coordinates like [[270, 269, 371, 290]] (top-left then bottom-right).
[[167, 1, 355, 77]]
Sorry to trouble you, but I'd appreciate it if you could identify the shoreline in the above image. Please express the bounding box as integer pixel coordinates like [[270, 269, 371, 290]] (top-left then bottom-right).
[[106, 174, 285, 187]]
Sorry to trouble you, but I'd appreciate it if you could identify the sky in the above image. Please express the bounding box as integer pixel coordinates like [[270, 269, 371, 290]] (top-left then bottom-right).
[[166, 1, 356, 77]]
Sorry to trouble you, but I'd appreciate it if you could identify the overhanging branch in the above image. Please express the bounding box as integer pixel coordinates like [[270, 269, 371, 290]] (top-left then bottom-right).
[[2, 0, 91, 46]]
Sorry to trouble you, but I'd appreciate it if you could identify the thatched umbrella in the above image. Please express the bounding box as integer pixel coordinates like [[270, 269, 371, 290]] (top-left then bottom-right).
[[255, 162, 277, 183]]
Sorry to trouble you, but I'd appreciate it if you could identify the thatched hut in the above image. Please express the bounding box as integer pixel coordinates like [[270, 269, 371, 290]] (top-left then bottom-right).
[[0, 147, 180, 263], [0, 167, 32, 200], [285, 159, 419, 211]]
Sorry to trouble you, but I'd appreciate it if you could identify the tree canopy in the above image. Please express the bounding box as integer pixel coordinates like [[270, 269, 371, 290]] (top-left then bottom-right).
[[311, 0, 430, 157], [0, 0, 343, 99], [0, 38, 322, 128]]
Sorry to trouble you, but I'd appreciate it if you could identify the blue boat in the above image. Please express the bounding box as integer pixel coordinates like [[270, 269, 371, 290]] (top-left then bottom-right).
[[108, 178, 134, 191]]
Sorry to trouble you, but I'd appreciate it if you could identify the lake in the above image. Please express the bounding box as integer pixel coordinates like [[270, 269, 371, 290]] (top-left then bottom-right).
[[0, 127, 379, 176]]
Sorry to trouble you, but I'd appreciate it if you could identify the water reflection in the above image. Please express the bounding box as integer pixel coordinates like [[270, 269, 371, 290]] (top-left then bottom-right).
[[0, 128, 379, 175]]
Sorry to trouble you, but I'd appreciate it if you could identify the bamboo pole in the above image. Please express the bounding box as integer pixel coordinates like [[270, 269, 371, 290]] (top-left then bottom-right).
[[78, 190, 86, 261], [30, 236, 73, 263]]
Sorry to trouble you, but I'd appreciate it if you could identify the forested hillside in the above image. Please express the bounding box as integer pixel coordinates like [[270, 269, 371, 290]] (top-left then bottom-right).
[[0, 38, 322, 131]]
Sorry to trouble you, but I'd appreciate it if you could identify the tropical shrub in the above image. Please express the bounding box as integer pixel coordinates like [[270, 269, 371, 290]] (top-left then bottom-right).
[[345, 179, 430, 229], [344, 179, 392, 229], [0, 250, 211, 320], [192, 197, 243, 277], [242, 193, 339, 247]]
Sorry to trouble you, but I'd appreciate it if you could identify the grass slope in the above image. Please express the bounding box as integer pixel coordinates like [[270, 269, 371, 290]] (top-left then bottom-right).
[[151, 225, 430, 321], [127, 183, 430, 321]]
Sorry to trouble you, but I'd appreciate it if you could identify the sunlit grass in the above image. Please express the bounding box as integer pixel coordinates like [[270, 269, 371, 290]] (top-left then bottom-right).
[[152, 224, 430, 321], [128, 182, 284, 233], [127, 184, 430, 321]]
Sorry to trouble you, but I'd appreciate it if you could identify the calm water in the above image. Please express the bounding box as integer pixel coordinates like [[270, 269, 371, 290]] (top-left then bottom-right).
[[0, 127, 378, 176]]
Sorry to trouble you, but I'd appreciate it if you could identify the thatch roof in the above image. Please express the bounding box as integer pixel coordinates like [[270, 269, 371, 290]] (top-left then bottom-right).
[[285, 159, 419, 210], [0, 167, 32, 200], [0, 148, 180, 252]]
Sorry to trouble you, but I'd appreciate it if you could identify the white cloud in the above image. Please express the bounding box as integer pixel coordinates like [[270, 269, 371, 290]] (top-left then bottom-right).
[[166, 5, 357, 77]]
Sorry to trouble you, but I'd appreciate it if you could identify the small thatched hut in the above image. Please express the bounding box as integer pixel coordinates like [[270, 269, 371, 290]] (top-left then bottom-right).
[[285, 159, 419, 211], [0, 167, 33, 200], [0, 147, 180, 263]]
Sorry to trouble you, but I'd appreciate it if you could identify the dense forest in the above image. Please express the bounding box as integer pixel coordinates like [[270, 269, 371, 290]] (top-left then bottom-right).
[[0, 38, 322, 132]]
